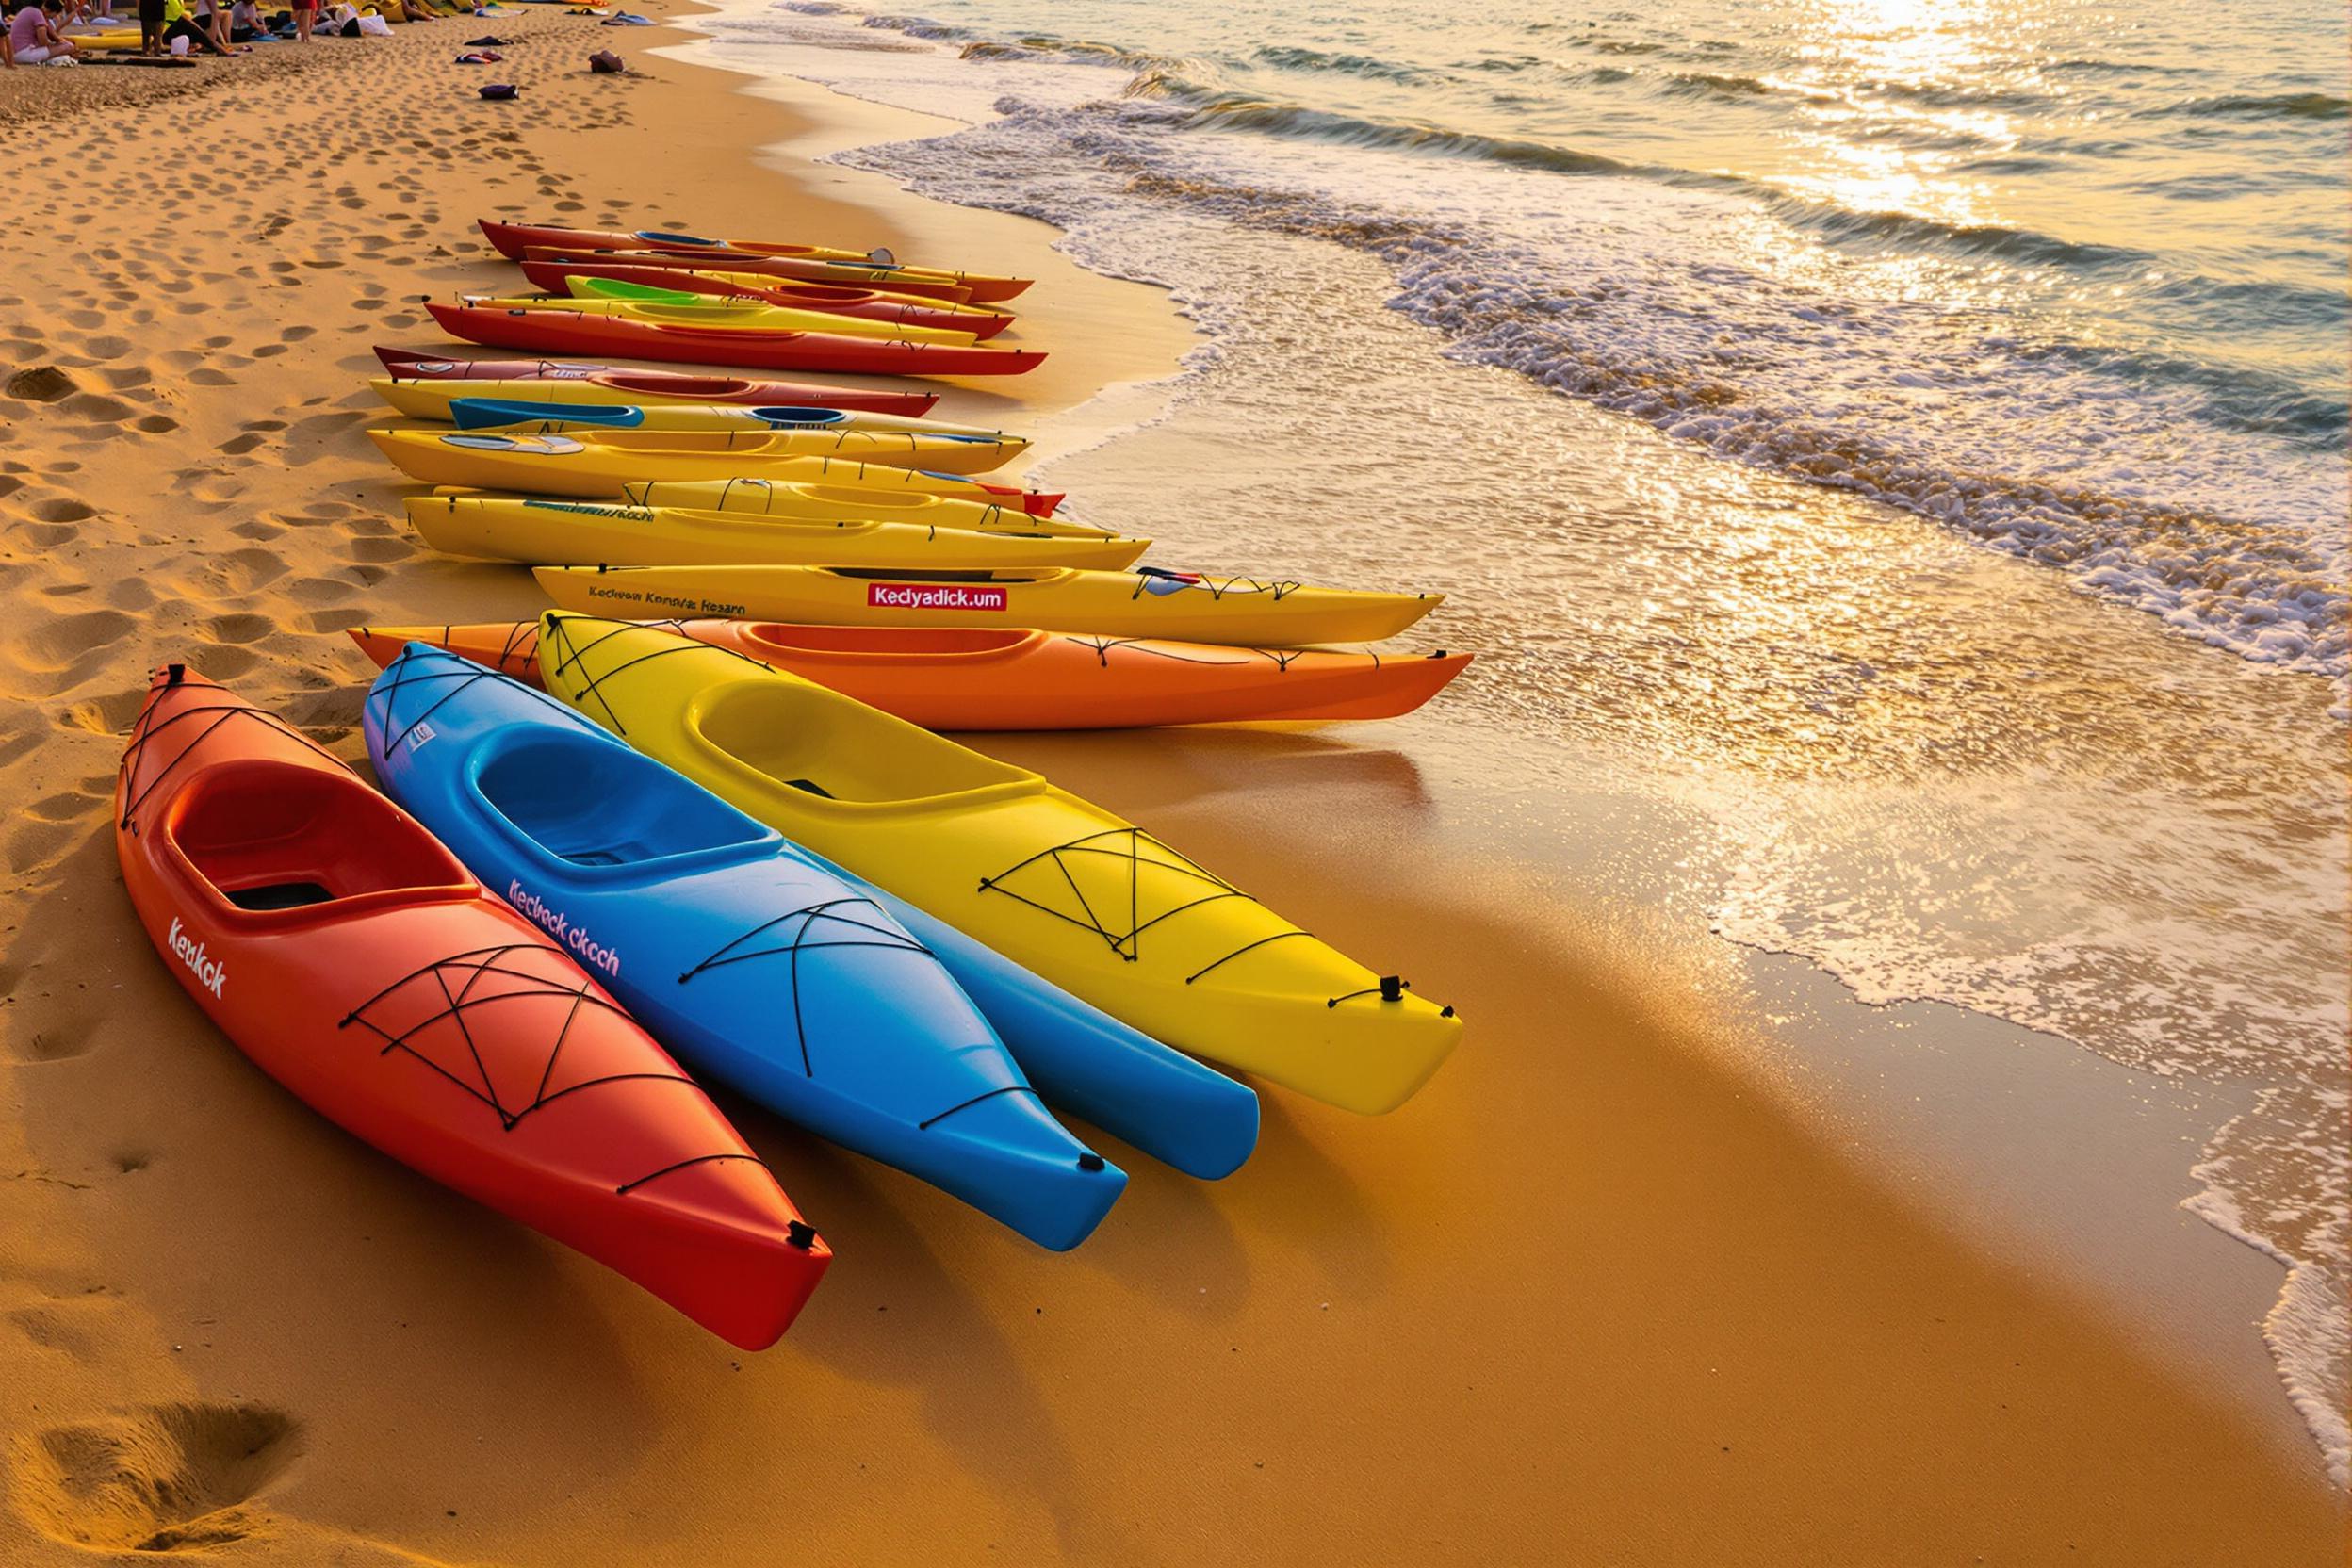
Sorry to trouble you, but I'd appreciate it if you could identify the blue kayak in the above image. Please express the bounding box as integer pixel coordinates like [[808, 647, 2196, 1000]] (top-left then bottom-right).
[[447, 399, 872, 433], [363, 645, 1127, 1250]]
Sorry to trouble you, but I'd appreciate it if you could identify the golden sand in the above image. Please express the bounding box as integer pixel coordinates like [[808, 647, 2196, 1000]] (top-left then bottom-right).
[[0, 10, 2342, 1564]]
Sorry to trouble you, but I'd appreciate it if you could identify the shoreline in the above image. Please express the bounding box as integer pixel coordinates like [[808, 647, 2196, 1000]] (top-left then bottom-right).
[[0, 7, 2341, 1565], [727, 0, 2346, 1487]]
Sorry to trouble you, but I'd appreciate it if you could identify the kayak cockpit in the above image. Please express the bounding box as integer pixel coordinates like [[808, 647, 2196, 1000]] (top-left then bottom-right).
[[476, 734, 772, 871], [603, 375, 757, 398], [694, 680, 1037, 807], [794, 485, 948, 513], [167, 760, 473, 920]]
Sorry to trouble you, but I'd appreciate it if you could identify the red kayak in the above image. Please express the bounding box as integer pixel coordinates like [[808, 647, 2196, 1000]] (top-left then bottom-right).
[[516, 262, 1017, 340], [372, 349, 940, 416], [480, 220, 1035, 302], [426, 302, 1048, 378], [115, 664, 830, 1348]]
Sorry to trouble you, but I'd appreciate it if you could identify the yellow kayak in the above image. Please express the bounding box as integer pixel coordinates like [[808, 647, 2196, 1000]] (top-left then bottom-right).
[[533, 563, 1443, 646], [625, 468, 1068, 517], [574, 476, 1061, 535], [459, 295, 982, 348], [368, 428, 1026, 496], [370, 378, 1007, 440], [402, 494, 1150, 571], [533, 614, 1460, 1113]]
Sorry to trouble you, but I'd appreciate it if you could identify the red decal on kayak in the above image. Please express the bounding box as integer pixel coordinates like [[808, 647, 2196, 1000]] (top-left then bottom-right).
[[868, 583, 1009, 612]]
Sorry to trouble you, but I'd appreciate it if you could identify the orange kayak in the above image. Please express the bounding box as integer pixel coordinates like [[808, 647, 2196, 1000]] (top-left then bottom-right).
[[115, 663, 830, 1348], [346, 620, 1474, 729]]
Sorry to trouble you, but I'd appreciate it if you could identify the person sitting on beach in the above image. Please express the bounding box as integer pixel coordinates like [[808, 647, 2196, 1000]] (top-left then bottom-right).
[[193, 0, 248, 47], [225, 0, 261, 37], [8, 0, 85, 62], [155, 0, 227, 52]]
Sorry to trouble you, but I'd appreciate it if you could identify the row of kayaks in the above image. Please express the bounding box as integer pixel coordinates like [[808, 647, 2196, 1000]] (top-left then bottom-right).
[[429, 220, 1048, 375], [366, 343, 1457, 650], [123, 621, 1461, 1347], [125, 218, 1468, 1352]]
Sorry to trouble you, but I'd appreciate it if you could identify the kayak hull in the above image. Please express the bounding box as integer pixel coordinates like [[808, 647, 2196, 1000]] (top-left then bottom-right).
[[461, 294, 985, 348], [400, 495, 1150, 571], [369, 428, 1023, 498], [370, 351, 940, 416], [520, 262, 1016, 338], [626, 472, 1065, 519], [534, 564, 1445, 647], [479, 220, 1034, 302], [534, 616, 1462, 1114], [364, 647, 1126, 1249], [351, 618, 1474, 728], [426, 302, 1047, 378], [521, 246, 979, 304], [441, 398, 1016, 445], [115, 665, 829, 1348]]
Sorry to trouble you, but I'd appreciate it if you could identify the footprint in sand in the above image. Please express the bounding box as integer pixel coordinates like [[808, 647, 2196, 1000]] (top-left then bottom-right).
[[191, 643, 263, 680], [25, 792, 93, 825], [58, 690, 147, 738], [204, 612, 274, 645], [9, 1403, 302, 1555], [4, 1015, 96, 1063], [347, 536, 414, 565], [288, 575, 357, 606], [4, 368, 77, 403], [215, 547, 286, 594], [4, 819, 78, 880], [57, 394, 134, 424], [26, 607, 139, 678]]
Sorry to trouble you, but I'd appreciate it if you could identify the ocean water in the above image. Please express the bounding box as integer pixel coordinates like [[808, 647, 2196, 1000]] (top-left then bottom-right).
[[768, 0, 2347, 681], [681, 0, 2347, 1481]]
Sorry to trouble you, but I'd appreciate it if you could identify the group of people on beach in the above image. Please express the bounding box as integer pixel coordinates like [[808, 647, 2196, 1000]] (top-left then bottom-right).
[[3, 0, 310, 60], [1, 0, 456, 65]]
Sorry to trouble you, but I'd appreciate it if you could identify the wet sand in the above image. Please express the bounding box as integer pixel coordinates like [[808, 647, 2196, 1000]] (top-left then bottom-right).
[[0, 8, 2342, 1564]]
